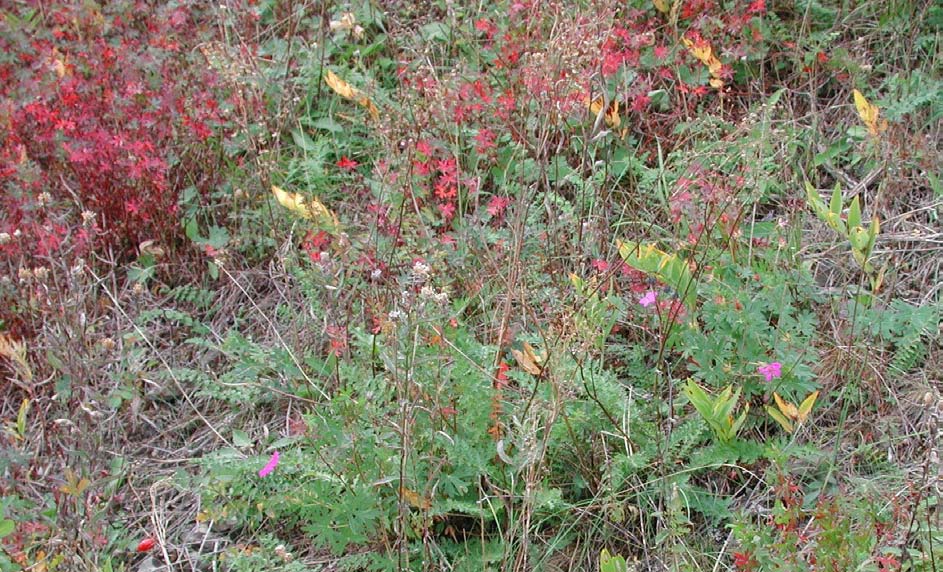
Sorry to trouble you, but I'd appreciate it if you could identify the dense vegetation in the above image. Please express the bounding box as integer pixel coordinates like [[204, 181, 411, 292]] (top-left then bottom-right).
[[1, 0, 941, 570]]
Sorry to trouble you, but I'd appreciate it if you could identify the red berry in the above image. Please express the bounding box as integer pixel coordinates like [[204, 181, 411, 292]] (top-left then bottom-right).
[[136, 537, 156, 552]]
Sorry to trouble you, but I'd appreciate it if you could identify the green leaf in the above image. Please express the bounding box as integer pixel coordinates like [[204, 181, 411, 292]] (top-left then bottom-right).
[[16, 398, 29, 439], [683, 379, 713, 419], [731, 406, 750, 436], [600, 549, 629, 572], [420, 21, 451, 42], [185, 218, 200, 242], [291, 128, 319, 151], [813, 140, 851, 167], [829, 184, 843, 217], [848, 195, 862, 229], [766, 88, 785, 107], [866, 216, 880, 255], [850, 227, 870, 251], [804, 181, 829, 221], [232, 429, 252, 448], [0, 520, 14, 539], [309, 116, 343, 133]]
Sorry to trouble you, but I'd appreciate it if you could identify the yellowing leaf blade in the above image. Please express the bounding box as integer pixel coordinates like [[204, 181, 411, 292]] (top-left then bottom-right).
[[324, 69, 358, 100], [511, 343, 542, 375], [773, 392, 799, 420], [324, 70, 380, 121], [766, 405, 794, 433], [272, 185, 311, 219], [797, 390, 820, 424], [852, 89, 885, 136], [400, 486, 432, 510], [585, 95, 621, 128]]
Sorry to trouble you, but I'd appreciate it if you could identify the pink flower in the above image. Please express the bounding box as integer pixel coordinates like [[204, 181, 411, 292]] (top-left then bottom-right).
[[639, 290, 657, 307], [757, 362, 782, 382], [258, 451, 280, 478]]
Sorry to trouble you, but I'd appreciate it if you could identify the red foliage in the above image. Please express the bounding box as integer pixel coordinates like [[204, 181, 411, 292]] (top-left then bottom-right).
[[1, 1, 236, 261]]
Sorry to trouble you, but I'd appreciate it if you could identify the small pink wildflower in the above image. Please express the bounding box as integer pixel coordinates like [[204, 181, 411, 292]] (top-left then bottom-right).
[[258, 451, 280, 478], [639, 290, 657, 307], [757, 362, 782, 382]]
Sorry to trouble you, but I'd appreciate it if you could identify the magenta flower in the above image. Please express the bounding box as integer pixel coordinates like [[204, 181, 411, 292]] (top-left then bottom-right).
[[639, 290, 658, 307], [757, 362, 782, 382], [258, 451, 280, 478]]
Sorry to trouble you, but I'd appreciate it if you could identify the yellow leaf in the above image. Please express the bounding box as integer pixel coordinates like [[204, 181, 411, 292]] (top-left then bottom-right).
[[852, 89, 886, 136], [681, 37, 711, 65], [272, 185, 310, 219], [33, 551, 46, 572], [0, 334, 32, 382], [324, 70, 358, 99], [766, 405, 794, 433], [653, 0, 669, 13], [773, 392, 799, 420], [682, 37, 725, 89], [400, 486, 432, 510], [329, 12, 357, 33], [584, 95, 621, 128], [323, 70, 380, 121], [511, 342, 542, 376], [271, 185, 340, 228], [358, 95, 380, 121], [60, 468, 91, 497], [707, 59, 723, 78]]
